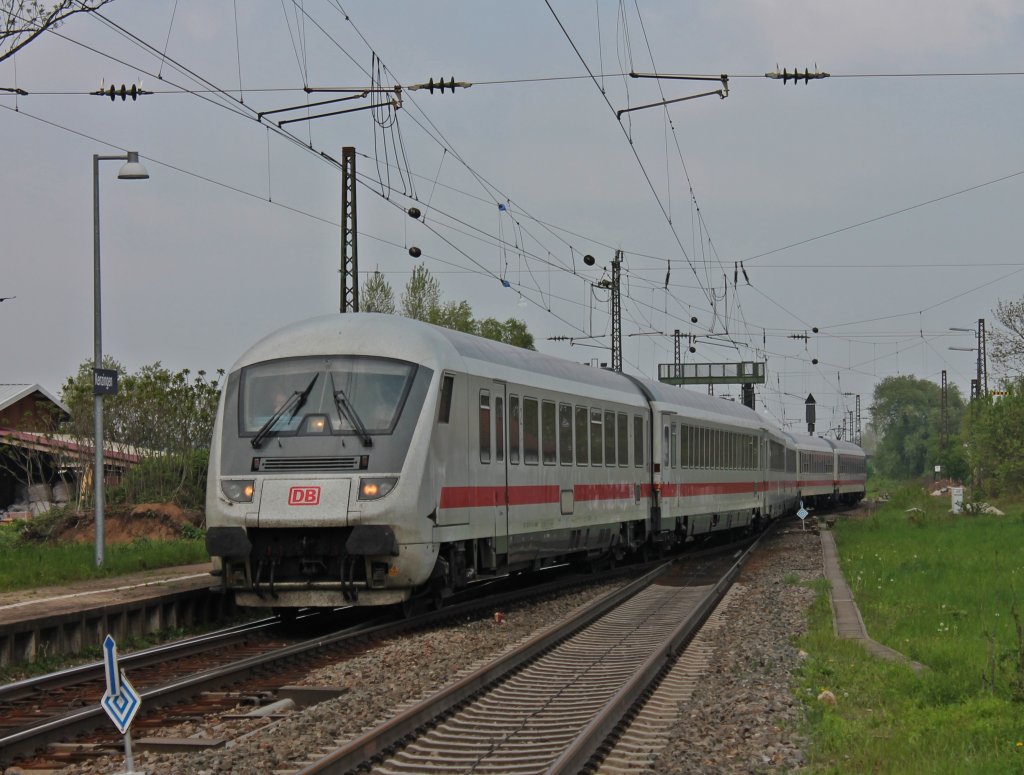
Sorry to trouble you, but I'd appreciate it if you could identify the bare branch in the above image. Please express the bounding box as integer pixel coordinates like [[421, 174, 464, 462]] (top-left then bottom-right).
[[2, 0, 117, 64]]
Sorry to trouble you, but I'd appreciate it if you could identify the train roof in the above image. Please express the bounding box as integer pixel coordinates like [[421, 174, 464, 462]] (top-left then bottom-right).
[[232, 314, 786, 432], [791, 434, 835, 453], [829, 438, 866, 456]]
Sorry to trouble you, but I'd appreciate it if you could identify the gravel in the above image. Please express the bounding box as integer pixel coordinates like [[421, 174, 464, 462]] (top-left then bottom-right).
[[49, 524, 823, 775]]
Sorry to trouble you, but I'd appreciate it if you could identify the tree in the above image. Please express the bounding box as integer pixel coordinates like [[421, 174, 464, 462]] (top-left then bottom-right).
[[431, 300, 475, 333], [361, 270, 396, 314], [401, 264, 442, 322], [989, 298, 1024, 378], [869, 375, 966, 480], [61, 360, 222, 508], [2, 1, 116, 64], [370, 265, 535, 348], [477, 317, 535, 350], [961, 380, 1024, 496]]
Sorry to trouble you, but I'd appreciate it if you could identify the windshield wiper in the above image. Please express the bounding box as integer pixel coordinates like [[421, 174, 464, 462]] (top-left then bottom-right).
[[250, 374, 319, 449], [330, 373, 373, 448]]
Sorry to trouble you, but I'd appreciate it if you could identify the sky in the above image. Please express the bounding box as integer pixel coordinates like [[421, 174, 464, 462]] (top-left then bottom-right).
[[2, 1, 1023, 439]]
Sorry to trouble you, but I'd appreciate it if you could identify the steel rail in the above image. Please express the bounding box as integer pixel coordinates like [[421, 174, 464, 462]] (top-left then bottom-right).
[[294, 562, 673, 775], [0, 565, 635, 766], [546, 531, 765, 774]]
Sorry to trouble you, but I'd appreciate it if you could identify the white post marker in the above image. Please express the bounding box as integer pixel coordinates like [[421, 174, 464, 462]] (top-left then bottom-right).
[[796, 500, 809, 531], [101, 634, 145, 774]]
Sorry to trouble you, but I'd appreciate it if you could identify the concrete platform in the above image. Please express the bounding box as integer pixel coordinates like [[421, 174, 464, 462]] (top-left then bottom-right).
[[0, 564, 236, 667], [820, 528, 927, 672]]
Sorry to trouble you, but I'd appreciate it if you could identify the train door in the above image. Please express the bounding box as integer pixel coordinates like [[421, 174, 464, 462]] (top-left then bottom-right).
[[758, 431, 769, 516], [493, 382, 509, 548], [653, 411, 675, 506], [474, 380, 509, 564]]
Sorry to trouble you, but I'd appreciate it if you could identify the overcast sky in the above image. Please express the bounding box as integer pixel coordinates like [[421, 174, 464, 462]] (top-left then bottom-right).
[[2, 1, 1022, 438]]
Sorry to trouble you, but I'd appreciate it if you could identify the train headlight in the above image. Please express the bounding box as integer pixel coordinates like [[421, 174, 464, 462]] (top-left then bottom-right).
[[359, 477, 398, 500], [304, 414, 329, 433], [221, 479, 255, 503]]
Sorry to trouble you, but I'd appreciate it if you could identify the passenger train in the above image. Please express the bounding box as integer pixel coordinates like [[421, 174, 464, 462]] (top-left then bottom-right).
[[205, 313, 866, 610]]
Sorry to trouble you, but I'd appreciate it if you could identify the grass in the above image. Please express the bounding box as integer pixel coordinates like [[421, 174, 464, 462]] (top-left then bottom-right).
[[797, 488, 1024, 774], [0, 514, 206, 592]]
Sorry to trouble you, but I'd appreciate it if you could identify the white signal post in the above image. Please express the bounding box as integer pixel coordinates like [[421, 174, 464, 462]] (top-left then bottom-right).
[[796, 501, 809, 531], [101, 634, 145, 774]]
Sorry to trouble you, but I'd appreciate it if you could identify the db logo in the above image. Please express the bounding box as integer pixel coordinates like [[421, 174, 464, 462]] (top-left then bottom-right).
[[288, 486, 321, 506]]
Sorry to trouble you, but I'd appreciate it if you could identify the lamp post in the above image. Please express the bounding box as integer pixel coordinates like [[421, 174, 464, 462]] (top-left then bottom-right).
[[93, 151, 149, 567]]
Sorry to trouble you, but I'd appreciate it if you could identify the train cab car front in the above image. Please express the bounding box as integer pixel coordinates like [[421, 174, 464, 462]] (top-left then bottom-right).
[[205, 338, 438, 609]]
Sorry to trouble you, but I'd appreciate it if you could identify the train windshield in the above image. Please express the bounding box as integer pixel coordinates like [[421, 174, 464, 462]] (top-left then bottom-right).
[[239, 356, 416, 437]]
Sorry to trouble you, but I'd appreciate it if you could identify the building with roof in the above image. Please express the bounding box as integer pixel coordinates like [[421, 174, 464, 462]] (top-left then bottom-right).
[[0, 384, 139, 517]]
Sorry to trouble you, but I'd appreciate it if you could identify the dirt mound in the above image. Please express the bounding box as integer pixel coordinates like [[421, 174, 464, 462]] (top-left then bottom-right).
[[45, 503, 203, 544]]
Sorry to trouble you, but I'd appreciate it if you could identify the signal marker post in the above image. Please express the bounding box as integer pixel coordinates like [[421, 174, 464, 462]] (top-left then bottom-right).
[[797, 501, 809, 531], [101, 635, 144, 774]]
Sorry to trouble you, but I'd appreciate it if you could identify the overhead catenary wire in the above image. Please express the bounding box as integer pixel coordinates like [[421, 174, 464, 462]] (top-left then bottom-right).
[[5, 4, 1005, 417]]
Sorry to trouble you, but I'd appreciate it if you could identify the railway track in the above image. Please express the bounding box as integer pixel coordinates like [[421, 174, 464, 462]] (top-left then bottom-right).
[[0, 563, 646, 771], [285, 535, 760, 775]]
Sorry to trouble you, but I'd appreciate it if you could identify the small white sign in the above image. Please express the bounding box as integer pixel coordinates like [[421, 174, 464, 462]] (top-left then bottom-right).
[[797, 508, 809, 520], [951, 487, 965, 514]]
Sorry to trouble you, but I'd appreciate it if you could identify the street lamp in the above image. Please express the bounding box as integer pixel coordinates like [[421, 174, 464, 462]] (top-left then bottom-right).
[[93, 151, 149, 567]]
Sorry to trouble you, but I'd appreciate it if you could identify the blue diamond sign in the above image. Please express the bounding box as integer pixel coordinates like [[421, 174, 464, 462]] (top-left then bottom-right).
[[101, 635, 142, 735]]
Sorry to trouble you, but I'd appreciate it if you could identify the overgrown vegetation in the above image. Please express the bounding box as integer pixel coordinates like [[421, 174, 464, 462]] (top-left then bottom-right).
[[0, 516, 205, 591], [59, 359, 222, 510], [797, 490, 1024, 773]]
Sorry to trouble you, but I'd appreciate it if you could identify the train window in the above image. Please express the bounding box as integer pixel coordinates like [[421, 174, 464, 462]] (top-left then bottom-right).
[[604, 410, 616, 466], [509, 395, 520, 465], [679, 425, 689, 468], [695, 426, 703, 468], [559, 403, 573, 466], [495, 396, 505, 463], [524, 398, 539, 465], [670, 423, 678, 468], [479, 390, 491, 464], [662, 424, 670, 469], [591, 409, 604, 466], [438, 374, 454, 424], [633, 415, 644, 467], [575, 406, 589, 465], [610, 411, 626, 464], [241, 356, 416, 438], [542, 401, 557, 465]]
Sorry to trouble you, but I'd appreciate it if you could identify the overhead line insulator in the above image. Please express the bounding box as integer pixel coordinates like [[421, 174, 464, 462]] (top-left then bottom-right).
[[91, 82, 152, 101], [408, 77, 472, 93], [765, 66, 830, 84]]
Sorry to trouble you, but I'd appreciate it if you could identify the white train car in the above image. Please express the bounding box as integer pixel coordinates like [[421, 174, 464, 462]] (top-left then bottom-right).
[[795, 434, 838, 507], [831, 438, 867, 504], [205, 314, 857, 611]]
